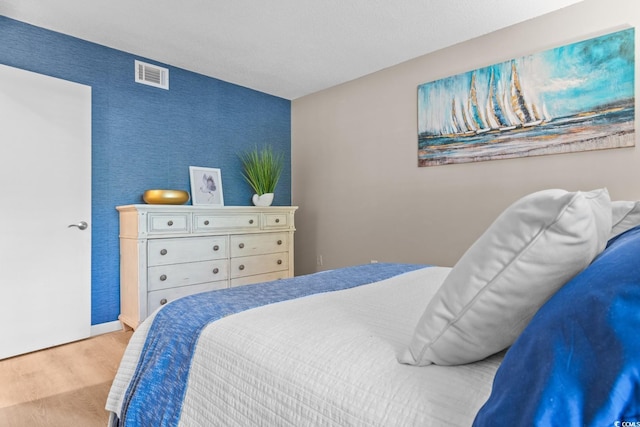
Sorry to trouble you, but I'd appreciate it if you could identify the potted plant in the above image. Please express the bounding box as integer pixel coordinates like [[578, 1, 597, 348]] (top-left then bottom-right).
[[240, 145, 284, 206]]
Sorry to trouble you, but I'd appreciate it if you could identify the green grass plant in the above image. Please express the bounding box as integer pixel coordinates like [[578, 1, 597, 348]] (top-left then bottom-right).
[[240, 146, 284, 195]]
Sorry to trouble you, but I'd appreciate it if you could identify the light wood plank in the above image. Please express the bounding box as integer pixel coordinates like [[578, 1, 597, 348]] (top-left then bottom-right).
[[0, 331, 131, 426]]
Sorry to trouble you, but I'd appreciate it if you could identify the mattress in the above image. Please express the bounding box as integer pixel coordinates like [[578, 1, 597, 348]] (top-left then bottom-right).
[[107, 265, 503, 426]]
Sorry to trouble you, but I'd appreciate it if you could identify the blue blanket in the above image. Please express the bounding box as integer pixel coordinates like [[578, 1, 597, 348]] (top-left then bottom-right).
[[473, 226, 640, 426], [118, 262, 426, 427]]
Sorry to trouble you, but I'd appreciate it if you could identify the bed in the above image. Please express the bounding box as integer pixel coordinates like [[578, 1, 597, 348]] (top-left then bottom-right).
[[107, 188, 640, 426]]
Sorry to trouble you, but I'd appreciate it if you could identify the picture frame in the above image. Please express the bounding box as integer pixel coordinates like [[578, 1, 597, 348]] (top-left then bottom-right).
[[189, 166, 224, 206]]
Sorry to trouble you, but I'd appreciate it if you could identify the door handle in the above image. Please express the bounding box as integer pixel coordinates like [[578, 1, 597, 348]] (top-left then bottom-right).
[[68, 221, 88, 230]]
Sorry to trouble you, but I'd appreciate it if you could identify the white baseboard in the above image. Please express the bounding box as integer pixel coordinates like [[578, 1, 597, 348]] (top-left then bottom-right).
[[90, 320, 122, 336]]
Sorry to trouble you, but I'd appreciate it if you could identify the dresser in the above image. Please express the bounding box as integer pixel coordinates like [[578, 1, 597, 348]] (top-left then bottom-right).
[[116, 205, 297, 330]]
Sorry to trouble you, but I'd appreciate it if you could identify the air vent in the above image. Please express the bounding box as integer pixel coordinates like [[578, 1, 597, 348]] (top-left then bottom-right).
[[135, 60, 169, 90]]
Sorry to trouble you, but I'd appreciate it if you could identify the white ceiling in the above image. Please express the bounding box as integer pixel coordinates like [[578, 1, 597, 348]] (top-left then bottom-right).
[[0, 0, 585, 100]]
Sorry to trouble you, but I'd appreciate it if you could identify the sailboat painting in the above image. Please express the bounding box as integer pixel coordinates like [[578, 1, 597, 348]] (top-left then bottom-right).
[[418, 28, 635, 166]]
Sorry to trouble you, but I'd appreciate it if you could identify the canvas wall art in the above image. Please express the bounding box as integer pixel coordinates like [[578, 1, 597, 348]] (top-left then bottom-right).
[[417, 28, 635, 167]]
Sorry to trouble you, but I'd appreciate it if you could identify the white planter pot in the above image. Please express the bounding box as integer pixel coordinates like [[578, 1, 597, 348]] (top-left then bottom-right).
[[252, 193, 274, 207]]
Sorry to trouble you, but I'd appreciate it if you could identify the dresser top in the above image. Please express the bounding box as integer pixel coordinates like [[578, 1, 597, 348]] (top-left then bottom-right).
[[117, 204, 298, 212]]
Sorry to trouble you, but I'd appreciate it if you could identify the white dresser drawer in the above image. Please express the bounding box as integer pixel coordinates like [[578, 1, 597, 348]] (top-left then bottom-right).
[[147, 213, 189, 233], [230, 270, 289, 287], [148, 236, 227, 266], [230, 233, 288, 257], [148, 260, 228, 291], [193, 213, 260, 232], [230, 252, 288, 279], [148, 281, 228, 314], [263, 212, 289, 229]]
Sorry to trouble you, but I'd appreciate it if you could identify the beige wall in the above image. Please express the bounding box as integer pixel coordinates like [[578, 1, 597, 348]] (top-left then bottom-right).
[[291, 0, 640, 275]]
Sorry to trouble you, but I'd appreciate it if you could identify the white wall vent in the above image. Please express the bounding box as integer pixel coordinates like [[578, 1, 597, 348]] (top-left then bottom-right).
[[135, 60, 169, 90]]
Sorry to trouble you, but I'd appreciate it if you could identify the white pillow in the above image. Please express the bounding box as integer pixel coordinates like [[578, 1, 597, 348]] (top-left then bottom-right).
[[610, 200, 640, 239], [398, 188, 611, 366]]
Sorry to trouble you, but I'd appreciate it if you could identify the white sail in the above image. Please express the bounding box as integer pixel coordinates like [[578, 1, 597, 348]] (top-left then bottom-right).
[[422, 59, 549, 138]]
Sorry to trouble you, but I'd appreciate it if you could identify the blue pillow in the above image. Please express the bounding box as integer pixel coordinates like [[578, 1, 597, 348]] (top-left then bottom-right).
[[473, 225, 640, 427]]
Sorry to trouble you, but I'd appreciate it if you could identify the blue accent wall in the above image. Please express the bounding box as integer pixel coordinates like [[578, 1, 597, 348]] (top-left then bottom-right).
[[0, 16, 291, 325]]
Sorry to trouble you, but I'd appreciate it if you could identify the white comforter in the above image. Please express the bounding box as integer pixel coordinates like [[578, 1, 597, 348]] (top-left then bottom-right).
[[107, 266, 503, 426]]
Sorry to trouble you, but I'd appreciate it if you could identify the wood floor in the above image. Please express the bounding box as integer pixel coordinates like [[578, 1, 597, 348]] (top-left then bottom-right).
[[0, 330, 132, 427]]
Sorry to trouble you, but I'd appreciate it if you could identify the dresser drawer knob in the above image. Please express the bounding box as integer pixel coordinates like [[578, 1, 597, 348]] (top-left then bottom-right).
[[160, 249, 167, 255], [204, 220, 210, 225], [213, 245, 219, 251], [277, 259, 283, 265], [275, 218, 280, 223], [277, 240, 282, 245], [160, 274, 167, 281], [249, 219, 254, 224], [239, 265, 245, 271], [239, 243, 245, 249], [167, 220, 173, 226], [160, 298, 168, 305], [212, 268, 219, 274]]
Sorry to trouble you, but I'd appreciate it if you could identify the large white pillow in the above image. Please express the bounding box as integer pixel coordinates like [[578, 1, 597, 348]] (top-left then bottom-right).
[[610, 200, 640, 239], [398, 188, 611, 366]]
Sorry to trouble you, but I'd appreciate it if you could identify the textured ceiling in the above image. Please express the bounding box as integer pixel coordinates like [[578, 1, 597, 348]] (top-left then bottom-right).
[[0, 0, 584, 99]]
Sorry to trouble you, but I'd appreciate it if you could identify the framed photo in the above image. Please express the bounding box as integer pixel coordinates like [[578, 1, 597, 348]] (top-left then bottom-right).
[[189, 166, 224, 206]]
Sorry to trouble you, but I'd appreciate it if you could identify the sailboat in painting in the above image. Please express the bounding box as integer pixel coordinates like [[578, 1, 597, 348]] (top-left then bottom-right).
[[434, 61, 551, 138], [469, 72, 491, 134], [509, 61, 549, 128], [487, 68, 516, 131]]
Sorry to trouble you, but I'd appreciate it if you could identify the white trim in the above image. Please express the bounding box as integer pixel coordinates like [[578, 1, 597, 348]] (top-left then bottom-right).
[[90, 320, 122, 336]]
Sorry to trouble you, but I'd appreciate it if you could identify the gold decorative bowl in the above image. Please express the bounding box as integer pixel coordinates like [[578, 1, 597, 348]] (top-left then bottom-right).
[[143, 189, 190, 205]]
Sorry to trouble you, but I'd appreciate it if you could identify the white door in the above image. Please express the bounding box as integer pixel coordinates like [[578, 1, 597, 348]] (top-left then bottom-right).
[[0, 64, 91, 359]]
